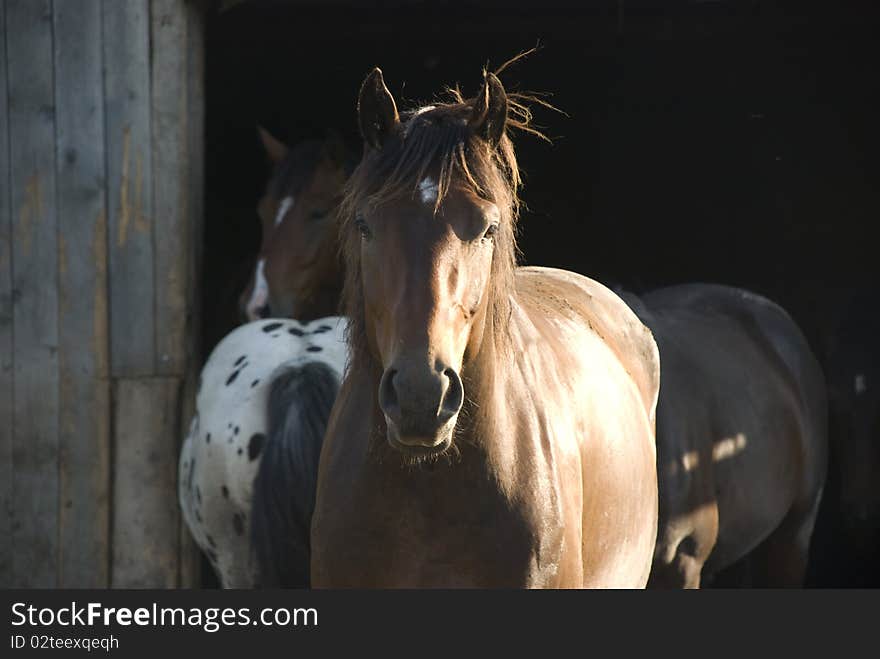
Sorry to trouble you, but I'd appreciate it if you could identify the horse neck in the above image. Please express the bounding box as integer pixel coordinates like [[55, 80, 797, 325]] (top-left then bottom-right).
[[460, 299, 517, 450]]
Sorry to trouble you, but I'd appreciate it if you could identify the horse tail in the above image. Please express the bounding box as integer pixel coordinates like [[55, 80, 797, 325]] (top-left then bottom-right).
[[250, 360, 341, 587]]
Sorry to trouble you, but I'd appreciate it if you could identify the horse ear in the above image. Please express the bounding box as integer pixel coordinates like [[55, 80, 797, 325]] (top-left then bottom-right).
[[257, 125, 289, 164], [357, 67, 399, 150], [469, 71, 508, 147]]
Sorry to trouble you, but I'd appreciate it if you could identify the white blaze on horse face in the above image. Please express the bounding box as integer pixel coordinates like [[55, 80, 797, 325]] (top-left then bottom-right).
[[418, 177, 438, 205], [274, 196, 294, 227], [246, 259, 270, 320]]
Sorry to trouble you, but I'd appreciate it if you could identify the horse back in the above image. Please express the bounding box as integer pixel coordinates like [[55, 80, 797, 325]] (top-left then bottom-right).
[[644, 283, 827, 485], [640, 284, 828, 572]]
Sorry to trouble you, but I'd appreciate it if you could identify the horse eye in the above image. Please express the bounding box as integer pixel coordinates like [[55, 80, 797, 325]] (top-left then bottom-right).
[[483, 223, 499, 240], [354, 216, 372, 239], [309, 209, 328, 221]]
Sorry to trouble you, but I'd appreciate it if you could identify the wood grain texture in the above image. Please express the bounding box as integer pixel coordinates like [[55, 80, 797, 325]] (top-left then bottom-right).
[[0, 0, 14, 588], [111, 377, 182, 588], [152, 0, 189, 377], [177, 0, 209, 588], [54, 0, 111, 588], [6, 0, 60, 587], [103, 0, 155, 377]]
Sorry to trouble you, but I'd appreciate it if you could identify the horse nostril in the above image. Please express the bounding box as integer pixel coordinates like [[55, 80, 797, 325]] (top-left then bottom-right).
[[378, 369, 400, 420], [439, 368, 464, 420]]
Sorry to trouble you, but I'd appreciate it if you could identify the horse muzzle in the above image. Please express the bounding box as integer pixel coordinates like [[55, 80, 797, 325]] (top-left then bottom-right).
[[378, 362, 464, 454]]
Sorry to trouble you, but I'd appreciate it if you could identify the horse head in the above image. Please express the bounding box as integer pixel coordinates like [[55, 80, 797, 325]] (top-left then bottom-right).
[[239, 127, 349, 321]]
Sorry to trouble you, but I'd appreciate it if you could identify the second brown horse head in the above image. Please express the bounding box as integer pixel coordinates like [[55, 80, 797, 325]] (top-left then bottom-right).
[[239, 127, 350, 322]]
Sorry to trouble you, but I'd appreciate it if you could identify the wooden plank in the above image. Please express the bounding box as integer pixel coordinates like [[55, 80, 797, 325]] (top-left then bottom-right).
[[152, 0, 189, 377], [188, 0, 207, 323], [112, 377, 182, 587], [6, 0, 60, 587], [177, 0, 208, 588], [102, 0, 155, 377], [54, 0, 111, 588], [0, 0, 14, 588], [177, 369, 202, 588]]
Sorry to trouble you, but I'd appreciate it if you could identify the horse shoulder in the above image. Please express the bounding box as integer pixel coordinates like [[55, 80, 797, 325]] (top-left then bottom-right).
[[515, 266, 661, 425]]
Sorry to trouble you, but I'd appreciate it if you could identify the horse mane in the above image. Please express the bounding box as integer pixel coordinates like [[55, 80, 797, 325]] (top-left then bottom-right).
[[339, 64, 549, 365]]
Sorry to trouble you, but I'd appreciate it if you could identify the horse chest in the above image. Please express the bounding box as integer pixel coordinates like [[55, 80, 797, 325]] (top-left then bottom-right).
[[313, 448, 569, 588]]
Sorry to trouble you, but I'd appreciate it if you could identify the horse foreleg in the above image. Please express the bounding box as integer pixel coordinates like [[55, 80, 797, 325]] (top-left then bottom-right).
[[648, 505, 719, 589]]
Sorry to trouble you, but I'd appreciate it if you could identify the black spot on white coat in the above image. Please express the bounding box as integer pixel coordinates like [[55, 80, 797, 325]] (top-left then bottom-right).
[[248, 433, 266, 461]]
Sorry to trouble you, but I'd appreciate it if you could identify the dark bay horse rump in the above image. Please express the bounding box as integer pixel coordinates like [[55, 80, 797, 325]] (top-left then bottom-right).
[[625, 283, 827, 587]]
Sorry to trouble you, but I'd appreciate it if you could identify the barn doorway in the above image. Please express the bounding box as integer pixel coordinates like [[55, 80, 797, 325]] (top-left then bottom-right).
[[199, 0, 879, 587]]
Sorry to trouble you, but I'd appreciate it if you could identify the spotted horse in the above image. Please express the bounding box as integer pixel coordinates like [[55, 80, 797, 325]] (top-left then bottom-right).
[[179, 316, 348, 588]]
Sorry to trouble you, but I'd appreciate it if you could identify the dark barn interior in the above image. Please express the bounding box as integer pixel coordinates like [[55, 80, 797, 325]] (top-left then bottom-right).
[[201, 0, 878, 586]]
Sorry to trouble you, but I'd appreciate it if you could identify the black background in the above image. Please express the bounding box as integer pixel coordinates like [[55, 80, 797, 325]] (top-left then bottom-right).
[[201, 0, 879, 587]]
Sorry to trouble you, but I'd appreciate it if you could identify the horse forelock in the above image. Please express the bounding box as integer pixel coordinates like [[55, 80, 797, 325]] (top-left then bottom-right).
[[343, 99, 521, 218], [268, 138, 327, 200]]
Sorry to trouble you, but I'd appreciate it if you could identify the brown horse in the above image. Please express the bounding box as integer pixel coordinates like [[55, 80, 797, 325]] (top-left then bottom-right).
[[310, 67, 662, 588], [238, 127, 350, 322], [621, 285, 827, 587]]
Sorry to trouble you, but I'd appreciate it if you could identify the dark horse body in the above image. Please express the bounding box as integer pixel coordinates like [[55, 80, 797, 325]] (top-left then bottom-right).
[[623, 284, 827, 587], [310, 67, 661, 588]]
